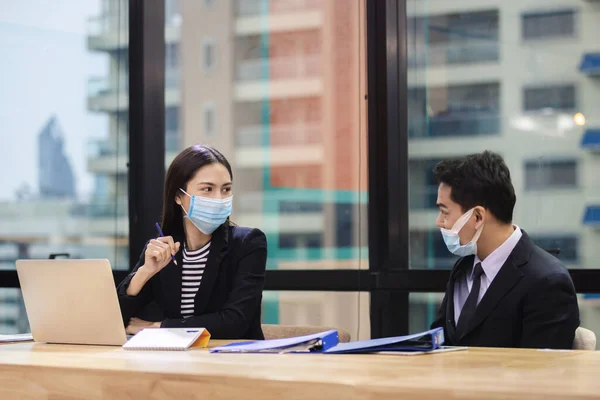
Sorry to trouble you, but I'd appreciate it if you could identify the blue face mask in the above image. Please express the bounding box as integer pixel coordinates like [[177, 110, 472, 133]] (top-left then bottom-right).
[[440, 208, 483, 257], [179, 188, 233, 235]]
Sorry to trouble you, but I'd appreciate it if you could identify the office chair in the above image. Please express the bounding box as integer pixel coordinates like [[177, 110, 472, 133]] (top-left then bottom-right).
[[573, 327, 596, 350]]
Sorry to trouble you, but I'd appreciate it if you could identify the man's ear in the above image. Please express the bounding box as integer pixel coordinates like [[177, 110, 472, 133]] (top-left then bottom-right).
[[474, 206, 486, 226]]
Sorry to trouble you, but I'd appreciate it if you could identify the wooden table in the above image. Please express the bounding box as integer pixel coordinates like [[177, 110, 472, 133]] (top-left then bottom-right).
[[0, 341, 599, 399]]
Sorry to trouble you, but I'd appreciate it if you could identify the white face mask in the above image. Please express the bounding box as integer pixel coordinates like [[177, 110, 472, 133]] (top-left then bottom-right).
[[440, 208, 484, 257]]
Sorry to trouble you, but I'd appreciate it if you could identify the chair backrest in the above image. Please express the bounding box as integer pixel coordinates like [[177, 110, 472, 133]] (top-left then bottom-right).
[[573, 327, 596, 350], [262, 324, 351, 343]]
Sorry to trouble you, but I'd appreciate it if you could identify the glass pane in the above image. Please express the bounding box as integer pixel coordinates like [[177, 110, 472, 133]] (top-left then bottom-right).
[[413, 293, 600, 349], [0, 0, 129, 303], [409, 292, 443, 334], [263, 291, 370, 340], [166, 0, 368, 271], [0, 289, 29, 334], [579, 295, 600, 349], [407, 1, 599, 270]]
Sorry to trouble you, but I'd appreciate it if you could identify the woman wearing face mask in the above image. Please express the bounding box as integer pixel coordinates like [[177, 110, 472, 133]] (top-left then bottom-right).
[[117, 144, 267, 340]]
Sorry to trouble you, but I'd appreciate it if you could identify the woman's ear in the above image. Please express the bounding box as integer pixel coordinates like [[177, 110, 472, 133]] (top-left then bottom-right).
[[175, 194, 182, 206]]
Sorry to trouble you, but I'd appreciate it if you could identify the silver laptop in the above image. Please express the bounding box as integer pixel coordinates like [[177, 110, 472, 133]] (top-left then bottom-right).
[[16, 259, 127, 346]]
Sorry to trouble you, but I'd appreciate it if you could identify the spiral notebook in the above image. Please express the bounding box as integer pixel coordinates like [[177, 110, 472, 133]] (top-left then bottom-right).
[[123, 328, 211, 351]]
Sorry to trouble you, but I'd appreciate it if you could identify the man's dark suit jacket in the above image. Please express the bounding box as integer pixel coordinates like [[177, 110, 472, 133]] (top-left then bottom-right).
[[431, 231, 579, 349], [117, 224, 266, 340]]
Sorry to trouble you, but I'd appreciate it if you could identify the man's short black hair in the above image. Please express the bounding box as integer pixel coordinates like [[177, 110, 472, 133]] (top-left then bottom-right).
[[433, 151, 516, 224]]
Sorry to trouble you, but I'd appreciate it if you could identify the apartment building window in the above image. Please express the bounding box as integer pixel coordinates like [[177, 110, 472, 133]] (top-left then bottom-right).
[[408, 82, 500, 138], [524, 159, 578, 190], [410, 230, 458, 270], [202, 37, 216, 71], [523, 84, 576, 112], [530, 235, 579, 263], [166, 107, 180, 151], [409, 159, 441, 209], [166, 44, 179, 69], [165, 44, 179, 88], [279, 201, 323, 214], [335, 203, 354, 248], [203, 102, 216, 137], [407, 10, 500, 67], [279, 233, 323, 249], [522, 10, 575, 40]]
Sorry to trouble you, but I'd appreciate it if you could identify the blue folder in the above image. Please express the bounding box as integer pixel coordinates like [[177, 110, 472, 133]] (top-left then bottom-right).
[[324, 328, 444, 354], [210, 330, 339, 354]]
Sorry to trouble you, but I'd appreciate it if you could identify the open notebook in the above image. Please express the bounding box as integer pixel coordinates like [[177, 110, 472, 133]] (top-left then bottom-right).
[[123, 328, 211, 351]]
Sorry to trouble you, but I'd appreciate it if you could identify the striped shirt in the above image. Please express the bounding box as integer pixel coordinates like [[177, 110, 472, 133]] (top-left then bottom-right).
[[181, 241, 211, 318]]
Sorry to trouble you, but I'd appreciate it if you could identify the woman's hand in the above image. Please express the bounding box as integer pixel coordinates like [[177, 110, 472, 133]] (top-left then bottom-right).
[[142, 236, 181, 276], [125, 237, 180, 297], [125, 317, 161, 335]]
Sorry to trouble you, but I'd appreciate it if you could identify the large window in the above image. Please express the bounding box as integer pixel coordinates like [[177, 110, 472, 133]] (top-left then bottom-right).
[[164, 0, 368, 337], [4, 0, 600, 344], [0, 0, 129, 333], [407, 0, 600, 345]]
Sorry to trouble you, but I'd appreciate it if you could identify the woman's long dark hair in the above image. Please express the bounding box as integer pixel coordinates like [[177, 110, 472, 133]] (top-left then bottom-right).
[[160, 144, 233, 236]]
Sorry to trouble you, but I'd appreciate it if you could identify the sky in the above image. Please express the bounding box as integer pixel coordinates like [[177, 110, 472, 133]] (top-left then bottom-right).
[[0, 0, 107, 201]]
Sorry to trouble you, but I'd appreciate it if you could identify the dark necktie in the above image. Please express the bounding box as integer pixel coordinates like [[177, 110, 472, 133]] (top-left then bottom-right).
[[455, 262, 484, 339]]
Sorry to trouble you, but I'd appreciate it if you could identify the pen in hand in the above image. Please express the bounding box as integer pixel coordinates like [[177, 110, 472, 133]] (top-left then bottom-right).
[[155, 222, 178, 265]]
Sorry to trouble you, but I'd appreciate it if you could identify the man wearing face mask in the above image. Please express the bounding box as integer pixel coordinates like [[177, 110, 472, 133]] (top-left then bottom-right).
[[430, 151, 579, 349]]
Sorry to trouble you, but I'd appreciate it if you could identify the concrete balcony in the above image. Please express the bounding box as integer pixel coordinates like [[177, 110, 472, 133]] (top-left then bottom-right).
[[87, 70, 180, 112], [235, 0, 323, 35], [0, 201, 129, 238], [236, 124, 321, 147], [235, 56, 322, 101], [86, 13, 129, 51], [87, 132, 181, 174], [235, 145, 324, 168], [235, 123, 323, 167], [235, 212, 324, 235], [408, 41, 499, 68], [86, 12, 180, 51], [87, 135, 128, 174]]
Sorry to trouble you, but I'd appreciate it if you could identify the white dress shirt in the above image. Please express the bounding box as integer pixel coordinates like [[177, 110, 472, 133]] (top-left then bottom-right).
[[454, 226, 523, 324]]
